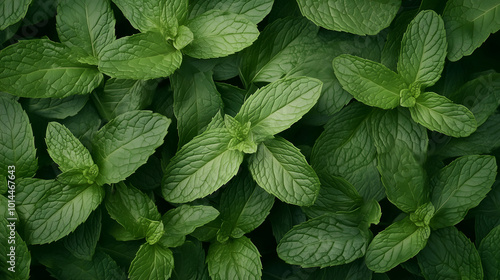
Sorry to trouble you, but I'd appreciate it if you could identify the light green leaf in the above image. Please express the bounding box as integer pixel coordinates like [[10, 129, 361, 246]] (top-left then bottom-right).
[[235, 77, 322, 142], [311, 103, 384, 201], [98, 32, 183, 79], [56, 0, 115, 62], [56, 166, 99, 186], [92, 110, 170, 185], [333, 54, 407, 109], [207, 237, 262, 280], [171, 62, 223, 146], [296, 0, 400, 35], [0, 39, 103, 98], [16, 179, 104, 244], [0, 0, 32, 30], [479, 225, 500, 280], [162, 205, 220, 237], [173, 25, 193, 50], [93, 78, 158, 121], [63, 209, 101, 261], [365, 217, 430, 273], [188, 0, 273, 24], [129, 244, 174, 280], [184, 10, 259, 59], [443, 0, 500, 61], [398, 10, 447, 87], [162, 128, 244, 203], [26, 95, 88, 120], [430, 155, 497, 229], [248, 137, 320, 206], [0, 96, 37, 178], [418, 227, 483, 280], [409, 91, 477, 137], [277, 213, 371, 268]]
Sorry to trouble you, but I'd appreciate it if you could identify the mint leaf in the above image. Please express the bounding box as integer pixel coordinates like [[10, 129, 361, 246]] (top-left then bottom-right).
[[188, 0, 273, 24], [248, 137, 320, 206], [365, 217, 430, 273], [430, 155, 497, 229], [270, 202, 307, 243], [410, 91, 477, 137], [172, 240, 208, 280], [418, 227, 483, 280], [479, 225, 500, 280], [63, 209, 101, 261], [0, 96, 37, 178], [98, 32, 183, 79], [56, 0, 115, 62], [235, 77, 322, 142], [183, 10, 259, 59], [207, 237, 262, 280], [61, 103, 102, 151], [0, 0, 31, 30], [333, 54, 407, 109], [296, 0, 400, 35], [398, 10, 447, 87], [173, 25, 193, 50], [161, 128, 243, 203], [129, 243, 174, 280], [277, 213, 371, 268], [17, 179, 104, 244], [161, 205, 220, 244], [26, 95, 88, 119], [443, 0, 500, 61], [0, 208, 30, 280], [0, 39, 103, 98], [92, 110, 170, 185]]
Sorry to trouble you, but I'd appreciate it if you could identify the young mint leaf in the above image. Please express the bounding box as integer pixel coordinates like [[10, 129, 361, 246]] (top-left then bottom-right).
[[430, 155, 497, 229], [277, 213, 371, 268], [365, 217, 430, 273], [161, 205, 220, 243], [443, 0, 500, 61], [333, 54, 407, 109], [56, 167, 99, 186], [162, 128, 244, 203], [129, 243, 174, 280], [16, 179, 104, 244], [63, 209, 101, 261], [172, 240, 208, 280], [207, 236, 262, 280], [0, 96, 37, 178], [398, 10, 447, 87], [98, 32, 182, 79], [25, 95, 88, 120], [248, 137, 320, 206], [218, 171, 275, 241], [183, 10, 259, 59], [409, 91, 477, 137], [188, 0, 273, 24], [418, 227, 483, 280], [479, 225, 500, 280], [105, 183, 161, 240], [296, 0, 400, 35], [235, 77, 322, 142], [409, 202, 435, 227], [173, 25, 193, 50], [171, 63, 223, 146], [56, 0, 115, 63], [0, 0, 32, 30], [46, 122, 95, 173], [92, 110, 170, 185], [0, 39, 103, 98], [224, 114, 257, 154]]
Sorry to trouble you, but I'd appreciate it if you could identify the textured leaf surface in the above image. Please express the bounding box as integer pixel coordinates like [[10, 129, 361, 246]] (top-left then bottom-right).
[[16, 179, 104, 244], [248, 137, 320, 206], [296, 0, 400, 35], [418, 227, 483, 280], [398, 10, 447, 87], [365, 217, 430, 273], [129, 244, 174, 280], [162, 128, 243, 203], [207, 237, 262, 280], [235, 77, 322, 141], [479, 225, 500, 280], [410, 91, 477, 137], [430, 155, 497, 229], [333, 54, 407, 109], [0, 40, 103, 98], [0, 96, 37, 178], [277, 213, 371, 268], [162, 205, 220, 237], [56, 0, 115, 61], [98, 32, 182, 79], [188, 0, 273, 24], [63, 209, 101, 261], [172, 240, 207, 280], [93, 110, 170, 185], [184, 10, 259, 59], [0, 0, 31, 30], [26, 95, 88, 119], [443, 0, 500, 61]]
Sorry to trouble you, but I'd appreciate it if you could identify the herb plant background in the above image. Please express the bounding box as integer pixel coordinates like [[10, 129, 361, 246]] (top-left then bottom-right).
[[1, 0, 500, 279]]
